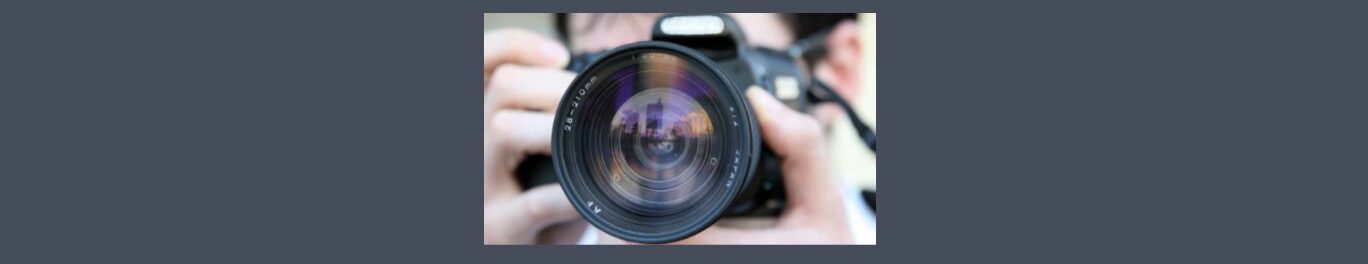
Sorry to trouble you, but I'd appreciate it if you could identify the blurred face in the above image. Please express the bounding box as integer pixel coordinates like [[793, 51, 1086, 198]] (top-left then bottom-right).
[[565, 13, 795, 54]]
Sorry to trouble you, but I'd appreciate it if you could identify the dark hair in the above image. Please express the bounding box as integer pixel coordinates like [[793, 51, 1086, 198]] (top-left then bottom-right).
[[781, 13, 858, 42], [554, 13, 856, 47]]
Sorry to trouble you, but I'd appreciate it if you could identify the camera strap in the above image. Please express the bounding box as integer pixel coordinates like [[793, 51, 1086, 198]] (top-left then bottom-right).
[[790, 28, 877, 152]]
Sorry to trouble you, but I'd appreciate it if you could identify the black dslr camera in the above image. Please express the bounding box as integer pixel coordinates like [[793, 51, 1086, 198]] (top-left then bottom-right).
[[517, 14, 875, 244]]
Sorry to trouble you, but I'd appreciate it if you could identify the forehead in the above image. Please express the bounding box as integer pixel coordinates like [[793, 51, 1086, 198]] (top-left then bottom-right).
[[566, 13, 794, 53]]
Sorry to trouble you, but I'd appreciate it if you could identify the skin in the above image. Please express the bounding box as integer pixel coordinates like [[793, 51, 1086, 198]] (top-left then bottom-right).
[[484, 13, 864, 244]]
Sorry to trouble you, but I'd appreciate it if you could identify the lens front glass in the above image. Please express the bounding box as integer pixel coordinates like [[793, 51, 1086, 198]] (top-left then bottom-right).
[[555, 43, 757, 243], [601, 87, 715, 215]]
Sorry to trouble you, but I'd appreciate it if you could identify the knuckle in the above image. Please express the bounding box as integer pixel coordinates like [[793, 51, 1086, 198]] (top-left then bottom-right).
[[486, 65, 524, 102]]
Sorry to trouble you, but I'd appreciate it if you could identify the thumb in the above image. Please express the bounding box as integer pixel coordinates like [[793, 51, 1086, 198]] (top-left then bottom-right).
[[746, 87, 825, 160], [514, 184, 581, 228]]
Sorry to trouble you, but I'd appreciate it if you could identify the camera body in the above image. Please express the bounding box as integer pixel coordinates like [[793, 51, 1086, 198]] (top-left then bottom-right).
[[641, 14, 812, 216], [517, 14, 815, 243]]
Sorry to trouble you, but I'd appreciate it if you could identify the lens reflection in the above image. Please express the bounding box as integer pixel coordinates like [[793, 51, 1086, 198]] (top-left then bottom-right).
[[604, 88, 713, 215], [584, 51, 723, 216]]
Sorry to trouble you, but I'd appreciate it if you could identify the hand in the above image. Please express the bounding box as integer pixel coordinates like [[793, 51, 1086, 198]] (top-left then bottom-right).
[[482, 28, 582, 244], [599, 87, 853, 244]]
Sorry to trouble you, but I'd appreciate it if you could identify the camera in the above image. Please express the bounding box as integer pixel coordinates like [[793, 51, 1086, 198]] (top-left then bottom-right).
[[517, 14, 872, 244]]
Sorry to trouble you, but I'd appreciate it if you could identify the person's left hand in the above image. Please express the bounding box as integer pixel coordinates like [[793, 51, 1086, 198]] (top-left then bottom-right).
[[482, 29, 583, 244]]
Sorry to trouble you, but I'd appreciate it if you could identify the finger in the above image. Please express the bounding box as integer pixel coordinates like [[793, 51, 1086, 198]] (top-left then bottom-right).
[[484, 184, 579, 244], [484, 65, 576, 119], [514, 184, 581, 229], [484, 110, 553, 199], [487, 110, 554, 166], [746, 88, 825, 161], [484, 29, 570, 87], [745, 88, 846, 222], [672, 225, 823, 245]]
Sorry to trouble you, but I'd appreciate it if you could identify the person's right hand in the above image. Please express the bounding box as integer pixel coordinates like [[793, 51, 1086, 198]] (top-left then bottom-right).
[[596, 87, 854, 244], [677, 88, 853, 244], [483, 28, 583, 244]]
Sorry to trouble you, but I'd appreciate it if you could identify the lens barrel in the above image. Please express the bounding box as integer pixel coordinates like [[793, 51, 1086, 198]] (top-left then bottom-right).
[[552, 41, 761, 244]]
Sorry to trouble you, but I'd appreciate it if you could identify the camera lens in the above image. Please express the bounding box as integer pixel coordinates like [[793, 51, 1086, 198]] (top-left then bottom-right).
[[552, 42, 760, 244]]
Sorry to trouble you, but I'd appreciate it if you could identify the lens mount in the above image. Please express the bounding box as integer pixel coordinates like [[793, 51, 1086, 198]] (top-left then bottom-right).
[[551, 41, 761, 244]]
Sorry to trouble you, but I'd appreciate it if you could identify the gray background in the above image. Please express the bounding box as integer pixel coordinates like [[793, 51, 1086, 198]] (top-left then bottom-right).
[[3, 0, 1366, 263]]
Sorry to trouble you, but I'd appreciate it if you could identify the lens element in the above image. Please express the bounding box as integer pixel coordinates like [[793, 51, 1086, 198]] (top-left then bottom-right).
[[600, 87, 714, 215]]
